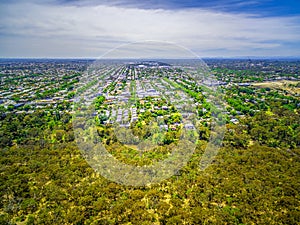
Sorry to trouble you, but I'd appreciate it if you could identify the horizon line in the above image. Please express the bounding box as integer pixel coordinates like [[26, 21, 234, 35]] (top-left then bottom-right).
[[1, 56, 300, 60]]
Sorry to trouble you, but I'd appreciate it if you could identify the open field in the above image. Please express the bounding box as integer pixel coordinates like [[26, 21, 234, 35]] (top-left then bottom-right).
[[251, 80, 300, 94]]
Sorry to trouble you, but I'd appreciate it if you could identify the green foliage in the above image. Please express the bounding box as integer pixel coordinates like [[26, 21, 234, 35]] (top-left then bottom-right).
[[7, 104, 14, 111], [1, 133, 299, 224], [67, 91, 75, 99], [94, 95, 105, 110]]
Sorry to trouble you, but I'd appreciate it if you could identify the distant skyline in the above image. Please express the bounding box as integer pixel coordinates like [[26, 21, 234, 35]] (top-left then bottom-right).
[[0, 0, 300, 58]]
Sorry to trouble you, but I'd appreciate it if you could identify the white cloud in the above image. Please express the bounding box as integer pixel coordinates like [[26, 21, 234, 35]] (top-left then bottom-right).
[[0, 1, 299, 57]]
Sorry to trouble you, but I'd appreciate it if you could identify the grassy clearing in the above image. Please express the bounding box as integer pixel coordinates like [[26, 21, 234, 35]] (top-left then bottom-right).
[[251, 80, 300, 94]]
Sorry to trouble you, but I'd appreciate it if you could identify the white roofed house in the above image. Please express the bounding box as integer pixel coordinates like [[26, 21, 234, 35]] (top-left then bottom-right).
[[184, 123, 195, 130], [160, 124, 168, 131]]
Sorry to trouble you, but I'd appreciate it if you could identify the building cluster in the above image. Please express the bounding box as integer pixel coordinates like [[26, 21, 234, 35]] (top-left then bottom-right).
[[1, 59, 297, 127], [86, 62, 202, 130], [0, 59, 89, 113]]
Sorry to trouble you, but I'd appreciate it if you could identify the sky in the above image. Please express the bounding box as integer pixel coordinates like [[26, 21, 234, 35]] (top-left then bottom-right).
[[0, 0, 300, 58]]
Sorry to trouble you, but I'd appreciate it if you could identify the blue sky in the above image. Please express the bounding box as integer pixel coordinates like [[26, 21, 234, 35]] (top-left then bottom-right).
[[0, 0, 299, 58], [57, 0, 300, 16]]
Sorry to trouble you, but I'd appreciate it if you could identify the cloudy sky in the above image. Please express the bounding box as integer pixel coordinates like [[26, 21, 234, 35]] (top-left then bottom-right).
[[0, 0, 300, 58]]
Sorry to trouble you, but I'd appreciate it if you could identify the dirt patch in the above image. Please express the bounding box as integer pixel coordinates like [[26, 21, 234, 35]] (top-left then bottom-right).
[[251, 80, 300, 94]]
